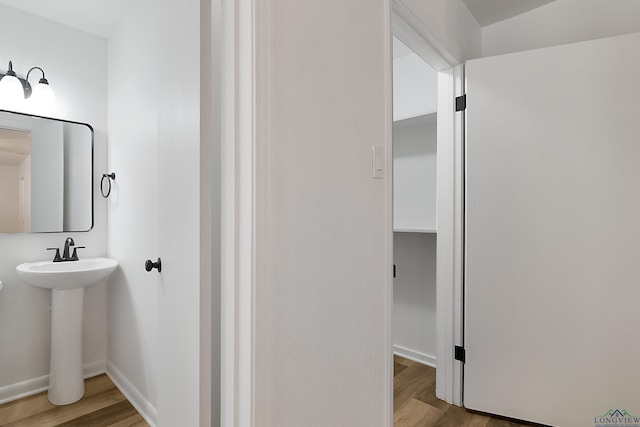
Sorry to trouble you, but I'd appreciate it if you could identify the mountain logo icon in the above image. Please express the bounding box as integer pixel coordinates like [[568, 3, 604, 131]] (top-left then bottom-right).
[[595, 409, 640, 427], [600, 409, 634, 418]]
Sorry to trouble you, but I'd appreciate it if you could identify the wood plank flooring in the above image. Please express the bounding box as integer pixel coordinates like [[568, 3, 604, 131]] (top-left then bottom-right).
[[394, 355, 544, 427], [2, 358, 542, 426], [0, 375, 148, 427]]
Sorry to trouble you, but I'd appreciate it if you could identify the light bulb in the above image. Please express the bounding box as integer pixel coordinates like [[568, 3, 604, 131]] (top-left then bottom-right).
[[29, 80, 56, 116], [0, 73, 25, 111]]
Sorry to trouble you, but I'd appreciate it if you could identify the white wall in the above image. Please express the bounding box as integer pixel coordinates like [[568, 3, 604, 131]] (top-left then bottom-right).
[[106, 0, 159, 423], [108, 1, 213, 425], [393, 116, 437, 232], [155, 0, 210, 424], [483, 0, 640, 57], [393, 232, 437, 366], [392, 53, 438, 121], [253, 0, 392, 424], [0, 4, 107, 404]]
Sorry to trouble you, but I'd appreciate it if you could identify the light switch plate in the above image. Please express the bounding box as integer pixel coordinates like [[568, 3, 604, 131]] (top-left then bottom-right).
[[372, 145, 384, 179]]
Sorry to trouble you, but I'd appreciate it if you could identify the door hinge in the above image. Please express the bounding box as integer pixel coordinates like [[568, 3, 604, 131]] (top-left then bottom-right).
[[455, 345, 466, 363], [455, 94, 466, 112], [393, 264, 397, 278]]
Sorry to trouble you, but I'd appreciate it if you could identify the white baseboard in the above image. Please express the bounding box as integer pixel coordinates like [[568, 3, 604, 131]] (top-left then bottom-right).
[[394, 345, 437, 368], [83, 359, 107, 378], [0, 374, 48, 405], [0, 359, 107, 405], [106, 361, 157, 427]]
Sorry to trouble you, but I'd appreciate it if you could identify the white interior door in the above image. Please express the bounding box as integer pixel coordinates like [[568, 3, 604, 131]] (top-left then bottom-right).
[[155, 0, 207, 425], [464, 32, 640, 427]]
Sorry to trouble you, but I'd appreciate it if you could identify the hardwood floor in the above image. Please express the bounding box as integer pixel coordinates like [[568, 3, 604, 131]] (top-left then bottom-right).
[[394, 355, 542, 427], [0, 375, 148, 427]]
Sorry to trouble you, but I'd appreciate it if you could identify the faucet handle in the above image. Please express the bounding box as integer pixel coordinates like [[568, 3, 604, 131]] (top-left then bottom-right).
[[71, 246, 85, 261], [47, 248, 62, 262]]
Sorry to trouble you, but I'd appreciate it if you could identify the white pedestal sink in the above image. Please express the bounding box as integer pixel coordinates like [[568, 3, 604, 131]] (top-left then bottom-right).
[[16, 257, 118, 405]]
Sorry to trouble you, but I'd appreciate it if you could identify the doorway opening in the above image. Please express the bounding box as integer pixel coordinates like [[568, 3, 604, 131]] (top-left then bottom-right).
[[391, 34, 439, 422], [390, 2, 466, 412], [392, 36, 438, 368]]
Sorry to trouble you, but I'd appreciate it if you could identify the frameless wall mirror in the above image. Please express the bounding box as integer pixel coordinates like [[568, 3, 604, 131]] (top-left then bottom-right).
[[0, 109, 93, 234]]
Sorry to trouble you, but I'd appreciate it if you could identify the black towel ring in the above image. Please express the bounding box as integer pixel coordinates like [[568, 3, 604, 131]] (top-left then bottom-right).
[[101, 173, 116, 198]]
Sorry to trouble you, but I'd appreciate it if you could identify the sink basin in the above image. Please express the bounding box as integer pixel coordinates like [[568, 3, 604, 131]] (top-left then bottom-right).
[[15, 257, 118, 405], [16, 257, 118, 290]]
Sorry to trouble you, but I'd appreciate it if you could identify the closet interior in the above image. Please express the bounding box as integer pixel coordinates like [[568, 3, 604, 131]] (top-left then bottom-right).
[[392, 37, 438, 368]]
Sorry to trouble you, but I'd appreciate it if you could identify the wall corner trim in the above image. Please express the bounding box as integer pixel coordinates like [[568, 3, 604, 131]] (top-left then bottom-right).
[[392, 0, 459, 70], [106, 361, 157, 427]]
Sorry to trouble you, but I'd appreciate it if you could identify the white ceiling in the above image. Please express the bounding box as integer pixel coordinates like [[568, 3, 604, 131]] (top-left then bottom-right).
[[462, 0, 556, 27], [0, 0, 136, 38], [0, 0, 559, 38]]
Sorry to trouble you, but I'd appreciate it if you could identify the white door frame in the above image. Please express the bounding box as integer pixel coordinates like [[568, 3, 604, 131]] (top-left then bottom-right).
[[220, 0, 257, 425], [220, 0, 465, 424], [392, 0, 464, 407]]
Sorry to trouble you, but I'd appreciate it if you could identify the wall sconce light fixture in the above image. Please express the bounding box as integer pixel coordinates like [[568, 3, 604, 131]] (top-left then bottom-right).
[[0, 60, 56, 115]]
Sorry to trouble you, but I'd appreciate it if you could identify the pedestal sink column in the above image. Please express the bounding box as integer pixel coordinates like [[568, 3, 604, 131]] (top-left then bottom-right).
[[16, 257, 118, 405], [48, 288, 85, 405]]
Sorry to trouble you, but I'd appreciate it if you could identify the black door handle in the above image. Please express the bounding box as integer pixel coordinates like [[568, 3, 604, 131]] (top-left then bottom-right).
[[145, 258, 162, 272]]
